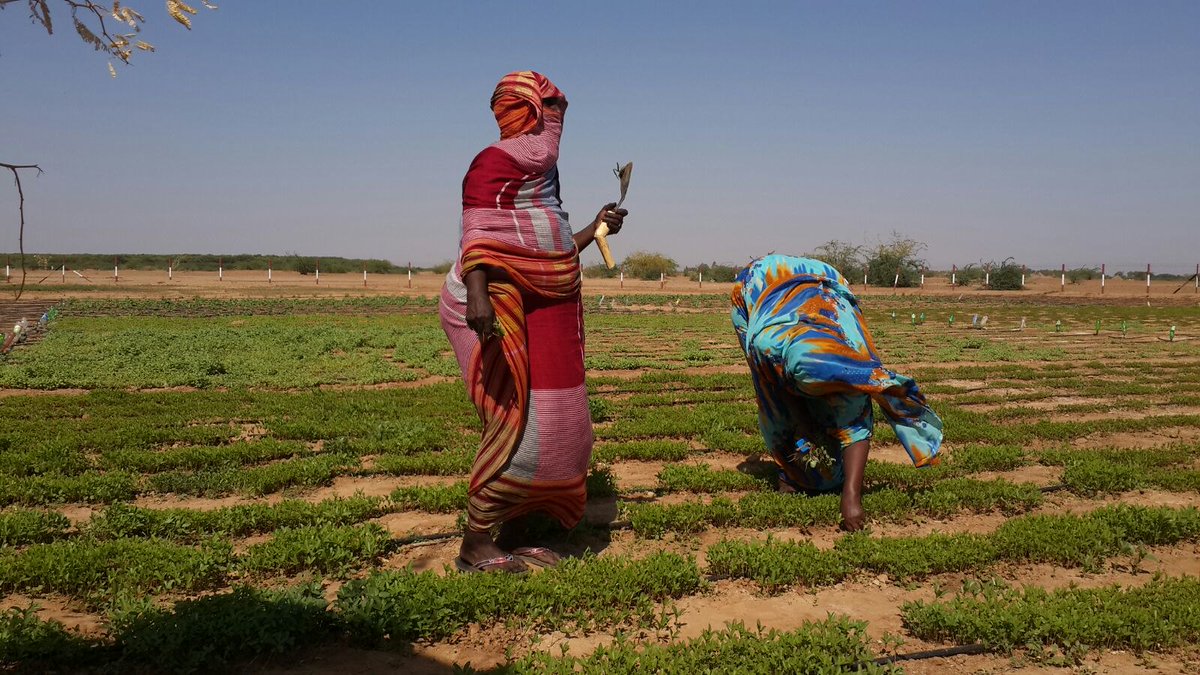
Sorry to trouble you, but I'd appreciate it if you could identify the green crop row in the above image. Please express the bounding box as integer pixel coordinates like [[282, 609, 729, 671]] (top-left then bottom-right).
[[0, 584, 334, 674], [99, 439, 307, 473], [0, 509, 73, 547], [707, 505, 1200, 592], [144, 452, 357, 497], [626, 479, 1043, 538], [655, 463, 770, 494], [0, 388, 475, 479], [592, 440, 693, 463], [0, 521, 399, 605], [1062, 459, 1200, 495], [337, 551, 703, 643], [902, 575, 1200, 654], [0, 471, 139, 506], [86, 495, 388, 541], [652, 444, 1032, 497], [506, 616, 896, 674]]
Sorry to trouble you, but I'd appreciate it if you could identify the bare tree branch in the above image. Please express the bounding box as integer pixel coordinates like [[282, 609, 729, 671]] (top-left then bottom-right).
[[1, 162, 44, 300]]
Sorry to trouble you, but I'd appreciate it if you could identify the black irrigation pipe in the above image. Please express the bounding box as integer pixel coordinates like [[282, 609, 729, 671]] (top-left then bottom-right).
[[868, 644, 989, 666]]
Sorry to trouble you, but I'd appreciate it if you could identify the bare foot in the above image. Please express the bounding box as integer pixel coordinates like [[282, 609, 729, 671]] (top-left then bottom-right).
[[460, 530, 526, 573], [840, 491, 865, 532]]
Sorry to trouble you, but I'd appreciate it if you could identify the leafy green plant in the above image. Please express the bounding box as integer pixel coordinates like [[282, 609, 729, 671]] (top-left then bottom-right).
[[902, 576, 1200, 653], [0, 509, 72, 546], [656, 464, 768, 494], [0, 537, 232, 604], [336, 552, 703, 644], [88, 495, 388, 541], [240, 524, 391, 576], [110, 584, 337, 674], [0, 606, 101, 668], [390, 481, 470, 513], [513, 616, 897, 673]]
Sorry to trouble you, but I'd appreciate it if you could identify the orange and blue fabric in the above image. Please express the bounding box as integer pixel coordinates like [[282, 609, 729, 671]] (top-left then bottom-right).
[[441, 71, 593, 532], [732, 255, 943, 491]]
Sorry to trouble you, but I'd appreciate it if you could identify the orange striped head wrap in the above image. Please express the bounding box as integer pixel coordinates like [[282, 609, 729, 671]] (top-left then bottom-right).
[[490, 71, 565, 139]]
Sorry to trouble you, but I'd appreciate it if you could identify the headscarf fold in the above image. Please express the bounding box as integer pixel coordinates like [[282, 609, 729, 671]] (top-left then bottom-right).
[[490, 70, 565, 139]]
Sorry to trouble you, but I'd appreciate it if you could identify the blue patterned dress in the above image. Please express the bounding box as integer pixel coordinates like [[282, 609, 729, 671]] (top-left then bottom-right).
[[731, 255, 943, 491]]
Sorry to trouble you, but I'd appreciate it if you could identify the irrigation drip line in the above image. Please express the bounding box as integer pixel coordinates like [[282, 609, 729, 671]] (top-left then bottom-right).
[[1039, 484, 1068, 493], [868, 644, 988, 666]]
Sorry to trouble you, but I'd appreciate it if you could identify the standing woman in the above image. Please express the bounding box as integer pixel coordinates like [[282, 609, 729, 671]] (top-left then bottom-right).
[[731, 255, 942, 530], [440, 71, 627, 573]]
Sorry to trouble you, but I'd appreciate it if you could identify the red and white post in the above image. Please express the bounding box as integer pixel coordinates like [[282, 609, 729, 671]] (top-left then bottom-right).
[[219, 257, 224, 282], [1146, 264, 1151, 296], [951, 264, 957, 286], [1060, 264, 1066, 292], [315, 259, 320, 285], [407, 262, 412, 289], [168, 258, 173, 281], [268, 259, 273, 284], [698, 271, 703, 289], [1100, 263, 1105, 294], [113, 257, 119, 283]]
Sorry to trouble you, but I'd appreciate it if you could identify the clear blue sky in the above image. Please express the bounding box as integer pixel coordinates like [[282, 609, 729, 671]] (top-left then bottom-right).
[[1, 1, 1197, 272]]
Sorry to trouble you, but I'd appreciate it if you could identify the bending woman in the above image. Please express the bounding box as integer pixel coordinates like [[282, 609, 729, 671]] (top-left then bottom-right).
[[731, 255, 942, 530], [440, 71, 626, 573]]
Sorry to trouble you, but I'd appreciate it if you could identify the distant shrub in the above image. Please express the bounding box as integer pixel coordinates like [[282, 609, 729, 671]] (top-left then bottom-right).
[[863, 234, 926, 287], [684, 262, 739, 283], [583, 262, 619, 279], [806, 240, 865, 282], [622, 251, 678, 280], [988, 258, 1024, 291]]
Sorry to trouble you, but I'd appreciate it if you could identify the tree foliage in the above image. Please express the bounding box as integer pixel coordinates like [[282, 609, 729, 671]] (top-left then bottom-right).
[[2, 0, 217, 74], [806, 240, 865, 282], [622, 251, 678, 280], [684, 262, 740, 283], [988, 258, 1024, 291], [864, 233, 926, 287]]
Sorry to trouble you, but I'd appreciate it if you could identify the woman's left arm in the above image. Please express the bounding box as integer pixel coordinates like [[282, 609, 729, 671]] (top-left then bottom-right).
[[574, 203, 628, 253]]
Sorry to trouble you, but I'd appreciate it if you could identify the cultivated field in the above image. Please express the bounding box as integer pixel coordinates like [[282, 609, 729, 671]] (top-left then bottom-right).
[[0, 276, 1198, 673]]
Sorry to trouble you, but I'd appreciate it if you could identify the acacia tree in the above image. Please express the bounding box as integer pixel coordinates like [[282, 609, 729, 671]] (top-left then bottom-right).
[[1, 0, 216, 297], [864, 233, 926, 287]]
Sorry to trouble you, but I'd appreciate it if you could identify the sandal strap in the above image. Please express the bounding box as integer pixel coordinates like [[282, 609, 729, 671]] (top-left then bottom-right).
[[513, 546, 552, 556], [472, 555, 515, 570]]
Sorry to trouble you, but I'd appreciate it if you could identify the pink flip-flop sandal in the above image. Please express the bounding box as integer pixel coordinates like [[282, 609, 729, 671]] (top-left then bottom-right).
[[511, 546, 560, 568], [454, 554, 525, 574]]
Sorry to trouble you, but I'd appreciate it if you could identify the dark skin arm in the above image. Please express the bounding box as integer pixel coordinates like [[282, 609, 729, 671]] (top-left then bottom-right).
[[840, 439, 870, 531], [465, 205, 627, 342]]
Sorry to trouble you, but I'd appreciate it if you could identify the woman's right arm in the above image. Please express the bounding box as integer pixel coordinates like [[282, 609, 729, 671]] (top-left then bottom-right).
[[464, 268, 495, 341]]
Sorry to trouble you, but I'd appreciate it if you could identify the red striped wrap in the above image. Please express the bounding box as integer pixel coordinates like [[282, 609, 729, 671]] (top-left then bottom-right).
[[440, 76, 593, 531]]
